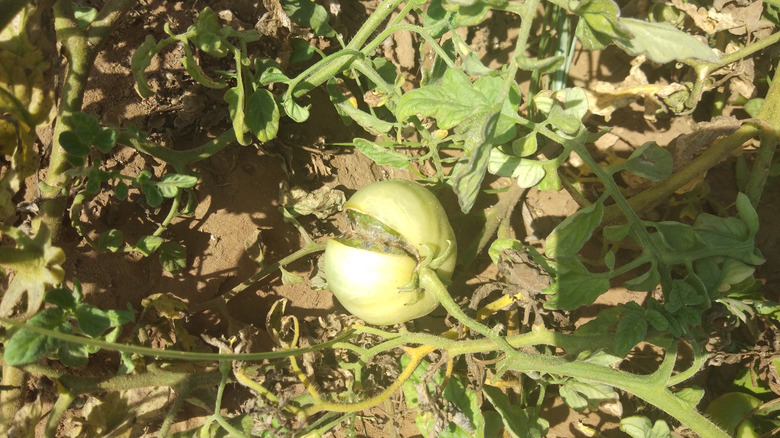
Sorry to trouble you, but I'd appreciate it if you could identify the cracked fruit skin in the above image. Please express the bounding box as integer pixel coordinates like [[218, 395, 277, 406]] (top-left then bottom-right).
[[324, 179, 456, 325]]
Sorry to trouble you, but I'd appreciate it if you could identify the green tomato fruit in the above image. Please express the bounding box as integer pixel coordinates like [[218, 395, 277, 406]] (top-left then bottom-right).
[[705, 392, 761, 438], [323, 179, 456, 325]]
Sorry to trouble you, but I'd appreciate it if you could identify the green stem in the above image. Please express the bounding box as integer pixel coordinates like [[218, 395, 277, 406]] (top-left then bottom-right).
[[0, 364, 24, 435], [0, 316, 355, 362], [118, 127, 237, 173], [289, 0, 407, 98], [717, 31, 780, 67], [190, 240, 327, 311], [44, 389, 75, 438], [419, 268, 728, 437], [40, 0, 137, 240]]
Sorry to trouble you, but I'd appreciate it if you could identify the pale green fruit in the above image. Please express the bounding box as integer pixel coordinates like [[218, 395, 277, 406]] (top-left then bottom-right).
[[323, 179, 456, 325]]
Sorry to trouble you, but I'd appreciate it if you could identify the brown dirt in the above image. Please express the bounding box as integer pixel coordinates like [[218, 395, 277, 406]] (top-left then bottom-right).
[[11, 0, 779, 437]]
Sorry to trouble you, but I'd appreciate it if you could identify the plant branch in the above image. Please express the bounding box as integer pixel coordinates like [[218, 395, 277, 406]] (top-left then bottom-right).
[[190, 240, 327, 311], [0, 316, 355, 362]]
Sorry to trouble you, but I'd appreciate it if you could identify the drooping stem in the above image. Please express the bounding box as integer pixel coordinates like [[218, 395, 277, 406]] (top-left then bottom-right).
[[0, 317, 355, 362], [190, 240, 327, 311], [44, 388, 75, 438]]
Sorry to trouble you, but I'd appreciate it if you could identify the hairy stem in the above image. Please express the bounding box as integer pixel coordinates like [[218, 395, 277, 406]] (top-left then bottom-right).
[[190, 240, 327, 311]]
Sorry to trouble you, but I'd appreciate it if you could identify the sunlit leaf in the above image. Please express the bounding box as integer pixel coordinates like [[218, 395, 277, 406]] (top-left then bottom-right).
[[559, 379, 618, 412], [281, 0, 336, 37], [245, 88, 280, 142], [3, 308, 65, 365], [0, 223, 66, 318], [615, 18, 720, 64], [545, 202, 603, 259], [545, 258, 610, 310], [621, 142, 673, 181], [620, 416, 672, 438], [354, 138, 411, 168], [96, 229, 124, 253]]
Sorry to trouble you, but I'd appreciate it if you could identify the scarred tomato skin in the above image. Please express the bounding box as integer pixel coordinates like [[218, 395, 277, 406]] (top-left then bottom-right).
[[323, 179, 456, 325]]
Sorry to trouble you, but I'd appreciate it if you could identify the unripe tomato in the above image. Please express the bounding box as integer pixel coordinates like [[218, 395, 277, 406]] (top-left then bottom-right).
[[705, 392, 761, 438], [323, 179, 456, 325]]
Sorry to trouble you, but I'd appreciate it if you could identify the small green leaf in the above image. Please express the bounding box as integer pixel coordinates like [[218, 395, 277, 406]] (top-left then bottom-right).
[[574, 2, 623, 49], [327, 79, 394, 134], [44, 287, 76, 309], [483, 385, 547, 438], [4, 308, 65, 365], [651, 222, 698, 252], [488, 238, 524, 265], [245, 88, 280, 142], [281, 0, 336, 37], [621, 142, 673, 181], [72, 112, 101, 143], [353, 139, 411, 168], [157, 174, 199, 198], [735, 192, 759, 236], [96, 229, 124, 253], [615, 18, 720, 64], [73, 5, 98, 30], [257, 59, 290, 85], [181, 47, 227, 89], [290, 38, 316, 63], [396, 68, 519, 144], [159, 241, 187, 274], [511, 132, 538, 157], [115, 181, 129, 200], [453, 134, 492, 213], [141, 182, 163, 207], [604, 250, 615, 270], [132, 35, 159, 98], [94, 128, 117, 153], [545, 258, 610, 310], [645, 309, 669, 331], [545, 202, 603, 259], [280, 267, 303, 285], [744, 98, 764, 118], [615, 311, 647, 355], [513, 160, 546, 188], [59, 131, 90, 157], [620, 416, 671, 438], [603, 222, 631, 241], [134, 235, 165, 257], [282, 95, 310, 123], [675, 387, 704, 409], [57, 342, 90, 367], [225, 86, 250, 146], [442, 377, 484, 434], [624, 265, 661, 291], [75, 303, 112, 337], [559, 379, 617, 412]]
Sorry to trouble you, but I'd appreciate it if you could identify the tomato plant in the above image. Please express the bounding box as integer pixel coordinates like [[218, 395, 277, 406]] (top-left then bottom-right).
[[1, 0, 780, 437]]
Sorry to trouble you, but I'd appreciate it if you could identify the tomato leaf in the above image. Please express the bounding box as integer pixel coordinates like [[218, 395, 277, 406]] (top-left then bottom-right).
[[620, 142, 673, 182], [159, 241, 187, 274], [545, 202, 603, 259], [482, 385, 548, 438], [245, 88, 280, 142], [0, 224, 66, 318], [354, 139, 412, 168]]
